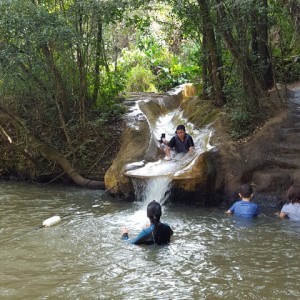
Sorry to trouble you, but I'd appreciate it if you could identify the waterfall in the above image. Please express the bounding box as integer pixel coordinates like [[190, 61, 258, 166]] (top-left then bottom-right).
[[125, 110, 214, 208], [132, 176, 172, 206], [126, 176, 173, 227], [123, 90, 214, 208]]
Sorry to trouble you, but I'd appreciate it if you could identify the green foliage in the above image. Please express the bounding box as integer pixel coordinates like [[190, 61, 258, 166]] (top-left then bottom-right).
[[155, 58, 199, 91], [224, 81, 260, 140], [273, 55, 300, 84], [118, 34, 199, 92], [118, 48, 149, 74], [95, 71, 126, 119], [229, 106, 256, 140], [125, 66, 157, 92], [0, 0, 299, 144]]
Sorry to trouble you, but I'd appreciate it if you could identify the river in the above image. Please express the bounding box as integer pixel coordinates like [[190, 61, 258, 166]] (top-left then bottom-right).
[[1, 181, 300, 299]]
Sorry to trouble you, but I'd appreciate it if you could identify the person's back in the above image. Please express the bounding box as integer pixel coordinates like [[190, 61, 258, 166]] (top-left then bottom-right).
[[229, 200, 259, 218], [121, 200, 173, 245], [155, 223, 173, 245], [280, 203, 300, 221], [279, 184, 300, 221], [225, 184, 260, 218]]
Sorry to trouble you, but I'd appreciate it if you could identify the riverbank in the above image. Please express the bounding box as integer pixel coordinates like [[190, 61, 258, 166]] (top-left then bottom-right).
[[213, 82, 300, 207]]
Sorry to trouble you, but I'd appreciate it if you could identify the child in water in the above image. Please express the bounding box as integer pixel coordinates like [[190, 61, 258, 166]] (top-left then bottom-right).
[[278, 184, 300, 221], [225, 184, 260, 218], [121, 200, 173, 245]]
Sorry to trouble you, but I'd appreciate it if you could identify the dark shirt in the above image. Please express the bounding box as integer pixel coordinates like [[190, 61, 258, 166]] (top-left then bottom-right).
[[168, 133, 194, 153], [122, 223, 173, 245]]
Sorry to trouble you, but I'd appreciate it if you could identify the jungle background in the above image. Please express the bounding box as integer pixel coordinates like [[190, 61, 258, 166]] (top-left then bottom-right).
[[0, 0, 299, 186]]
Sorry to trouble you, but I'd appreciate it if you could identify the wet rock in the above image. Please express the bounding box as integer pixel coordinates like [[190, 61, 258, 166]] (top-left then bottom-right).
[[105, 83, 300, 207]]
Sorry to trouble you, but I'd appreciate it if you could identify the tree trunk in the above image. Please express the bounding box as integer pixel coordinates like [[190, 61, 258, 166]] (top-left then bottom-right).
[[42, 45, 70, 120], [0, 106, 104, 189], [75, 2, 87, 125], [252, 0, 273, 90], [215, 0, 263, 109], [197, 0, 225, 106], [201, 33, 209, 99], [93, 18, 103, 104], [27, 135, 104, 188], [280, 0, 300, 37], [41, 44, 75, 157]]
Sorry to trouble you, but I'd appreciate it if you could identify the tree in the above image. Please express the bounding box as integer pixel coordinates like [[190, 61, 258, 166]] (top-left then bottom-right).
[[0, 0, 128, 184], [197, 0, 225, 106], [279, 0, 300, 37]]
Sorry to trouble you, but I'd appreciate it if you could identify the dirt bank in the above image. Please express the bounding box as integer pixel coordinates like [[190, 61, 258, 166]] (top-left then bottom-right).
[[212, 83, 300, 207]]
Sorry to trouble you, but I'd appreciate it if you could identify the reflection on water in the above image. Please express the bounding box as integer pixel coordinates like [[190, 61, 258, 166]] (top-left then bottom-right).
[[1, 182, 300, 299]]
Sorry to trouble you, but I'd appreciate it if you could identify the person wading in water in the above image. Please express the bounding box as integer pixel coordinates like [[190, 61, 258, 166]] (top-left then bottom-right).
[[121, 200, 173, 245]]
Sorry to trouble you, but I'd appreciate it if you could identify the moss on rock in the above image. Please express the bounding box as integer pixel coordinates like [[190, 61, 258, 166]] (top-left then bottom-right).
[[182, 97, 221, 127]]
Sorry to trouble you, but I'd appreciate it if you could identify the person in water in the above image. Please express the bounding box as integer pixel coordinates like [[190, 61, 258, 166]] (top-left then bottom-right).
[[225, 184, 260, 218], [278, 184, 300, 221], [161, 124, 194, 161], [121, 200, 173, 245]]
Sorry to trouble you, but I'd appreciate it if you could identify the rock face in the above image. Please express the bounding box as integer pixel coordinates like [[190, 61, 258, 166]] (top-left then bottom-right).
[[213, 84, 300, 207], [105, 83, 300, 207], [104, 84, 197, 200]]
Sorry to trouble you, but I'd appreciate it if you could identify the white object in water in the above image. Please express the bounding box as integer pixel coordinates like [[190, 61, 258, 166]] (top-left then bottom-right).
[[42, 215, 61, 227]]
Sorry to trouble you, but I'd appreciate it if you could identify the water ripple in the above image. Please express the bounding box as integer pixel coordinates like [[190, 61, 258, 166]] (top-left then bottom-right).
[[1, 183, 300, 299]]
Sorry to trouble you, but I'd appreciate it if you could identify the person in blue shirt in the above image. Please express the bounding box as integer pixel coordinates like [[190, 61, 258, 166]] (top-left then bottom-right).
[[121, 200, 173, 245], [225, 184, 260, 217]]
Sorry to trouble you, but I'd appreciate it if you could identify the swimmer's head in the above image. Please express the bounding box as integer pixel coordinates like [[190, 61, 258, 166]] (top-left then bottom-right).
[[147, 200, 162, 225], [287, 184, 300, 203], [239, 184, 253, 199]]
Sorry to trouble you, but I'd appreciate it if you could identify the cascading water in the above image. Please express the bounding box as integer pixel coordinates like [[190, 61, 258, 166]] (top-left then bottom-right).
[[132, 176, 172, 205], [128, 176, 173, 227], [125, 108, 214, 205]]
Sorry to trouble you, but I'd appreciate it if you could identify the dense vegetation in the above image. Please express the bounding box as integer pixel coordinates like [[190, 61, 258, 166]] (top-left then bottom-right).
[[0, 0, 300, 183]]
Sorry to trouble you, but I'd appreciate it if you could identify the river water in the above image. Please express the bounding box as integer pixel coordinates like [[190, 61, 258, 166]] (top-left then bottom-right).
[[1, 181, 300, 300]]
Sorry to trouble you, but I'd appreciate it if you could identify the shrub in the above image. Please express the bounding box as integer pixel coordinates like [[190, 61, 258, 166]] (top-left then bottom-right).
[[125, 65, 157, 92]]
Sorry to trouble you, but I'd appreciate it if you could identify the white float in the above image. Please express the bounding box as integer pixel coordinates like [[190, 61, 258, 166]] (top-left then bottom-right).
[[42, 215, 61, 227]]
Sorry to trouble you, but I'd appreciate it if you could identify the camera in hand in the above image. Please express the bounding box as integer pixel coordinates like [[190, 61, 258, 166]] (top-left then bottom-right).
[[159, 133, 166, 143]]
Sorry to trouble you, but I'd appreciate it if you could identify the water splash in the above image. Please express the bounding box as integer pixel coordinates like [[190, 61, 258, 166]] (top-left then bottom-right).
[[132, 176, 172, 207], [126, 107, 213, 211]]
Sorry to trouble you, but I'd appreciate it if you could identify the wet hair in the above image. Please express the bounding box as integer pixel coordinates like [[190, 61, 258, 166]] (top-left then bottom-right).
[[147, 200, 162, 225], [287, 184, 300, 204], [176, 125, 186, 132], [239, 184, 253, 198], [147, 200, 172, 245]]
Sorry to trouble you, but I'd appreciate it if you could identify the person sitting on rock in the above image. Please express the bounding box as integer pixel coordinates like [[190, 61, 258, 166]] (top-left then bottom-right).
[[278, 184, 300, 221], [161, 124, 194, 161], [225, 184, 260, 218], [121, 200, 173, 245]]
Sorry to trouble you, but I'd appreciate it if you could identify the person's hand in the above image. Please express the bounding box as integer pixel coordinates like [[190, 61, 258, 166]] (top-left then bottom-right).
[[121, 227, 128, 234], [188, 147, 195, 155], [144, 223, 150, 228]]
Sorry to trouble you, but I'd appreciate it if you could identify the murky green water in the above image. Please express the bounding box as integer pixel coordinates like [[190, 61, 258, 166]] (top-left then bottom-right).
[[0, 181, 300, 300]]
